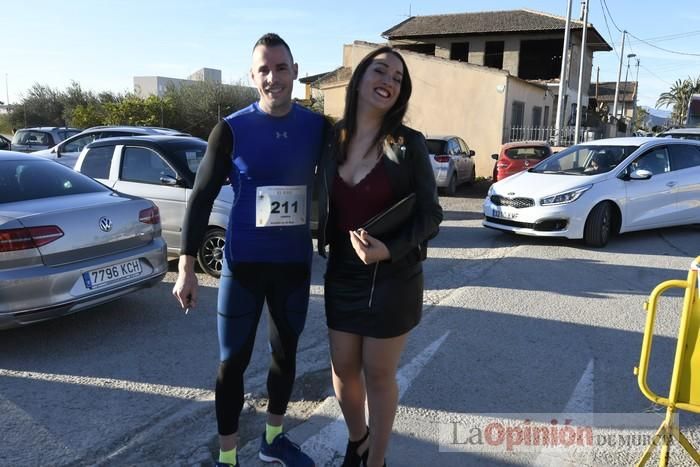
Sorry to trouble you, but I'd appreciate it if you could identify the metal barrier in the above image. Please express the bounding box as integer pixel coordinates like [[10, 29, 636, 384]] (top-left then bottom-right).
[[634, 256, 700, 466], [505, 126, 598, 145]]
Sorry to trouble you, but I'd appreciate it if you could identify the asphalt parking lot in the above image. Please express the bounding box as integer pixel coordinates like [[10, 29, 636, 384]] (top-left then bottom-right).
[[2, 181, 700, 466]]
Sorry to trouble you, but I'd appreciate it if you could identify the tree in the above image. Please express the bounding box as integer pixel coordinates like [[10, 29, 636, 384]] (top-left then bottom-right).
[[103, 94, 175, 127], [164, 81, 257, 138], [9, 84, 66, 128], [656, 76, 700, 126], [71, 102, 108, 128], [634, 106, 649, 131], [7, 80, 257, 136]]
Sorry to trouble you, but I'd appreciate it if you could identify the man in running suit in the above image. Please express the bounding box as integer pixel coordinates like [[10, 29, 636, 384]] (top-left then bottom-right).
[[172, 33, 324, 467]]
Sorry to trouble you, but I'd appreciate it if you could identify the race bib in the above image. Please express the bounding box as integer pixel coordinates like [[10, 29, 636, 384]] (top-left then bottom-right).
[[256, 185, 307, 227]]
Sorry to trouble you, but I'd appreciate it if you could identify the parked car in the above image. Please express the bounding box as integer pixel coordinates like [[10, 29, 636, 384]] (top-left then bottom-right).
[[491, 141, 552, 182], [10, 127, 82, 153], [656, 128, 700, 141], [74, 135, 231, 277], [31, 125, 191, 168], [483, 137, 700, 247], [426, 135, 476, 195], [0, 135, 10, 150], [0, 151, 168, 330]]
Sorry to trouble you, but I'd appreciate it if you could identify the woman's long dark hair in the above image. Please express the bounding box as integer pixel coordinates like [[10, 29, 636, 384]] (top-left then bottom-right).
[[337, 47, 412, 163]]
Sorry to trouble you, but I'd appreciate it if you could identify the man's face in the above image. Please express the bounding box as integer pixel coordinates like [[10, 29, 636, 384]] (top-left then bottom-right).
[[251, 44, 298, 116]]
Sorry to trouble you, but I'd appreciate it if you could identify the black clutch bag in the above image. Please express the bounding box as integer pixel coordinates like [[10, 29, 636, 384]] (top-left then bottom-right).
[[360, 193, 416, 237]]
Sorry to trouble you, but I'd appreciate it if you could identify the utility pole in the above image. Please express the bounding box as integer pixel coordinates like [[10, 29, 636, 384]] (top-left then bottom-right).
[[574, 0, 589, 144], [632, 58, 640, 130], [621, 53, 637, 120], [595, 66, 599, 101], [554, 0, 573, 145], [612, 30, 626, 119]]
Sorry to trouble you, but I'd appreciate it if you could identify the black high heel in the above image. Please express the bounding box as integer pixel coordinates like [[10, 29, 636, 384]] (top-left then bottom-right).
[[341, 426, 370, 467]]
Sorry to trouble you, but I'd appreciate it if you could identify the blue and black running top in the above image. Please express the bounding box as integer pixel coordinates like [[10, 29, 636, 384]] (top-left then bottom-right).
[[180, 102, 325, 265]]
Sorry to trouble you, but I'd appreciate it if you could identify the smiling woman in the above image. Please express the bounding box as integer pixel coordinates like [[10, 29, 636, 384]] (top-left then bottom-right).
[[316, 46, 443, 467]]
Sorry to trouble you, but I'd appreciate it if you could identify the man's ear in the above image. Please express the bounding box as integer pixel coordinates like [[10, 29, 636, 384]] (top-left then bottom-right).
[[292, 63, 299, 80]]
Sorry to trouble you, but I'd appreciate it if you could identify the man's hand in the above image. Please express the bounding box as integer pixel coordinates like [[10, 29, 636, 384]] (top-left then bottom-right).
[[349, 229, 391, 265], [172, 255, 199, 312]]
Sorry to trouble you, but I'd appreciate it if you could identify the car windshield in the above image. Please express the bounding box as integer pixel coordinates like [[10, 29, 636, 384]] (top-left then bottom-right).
[[0, 159, 109, 203], [505, 146, 551, 160], [426, 140, 447, 155], [658, 132, 700, 141], [11, 131, 33, 145], [530, 145, 639, 176]]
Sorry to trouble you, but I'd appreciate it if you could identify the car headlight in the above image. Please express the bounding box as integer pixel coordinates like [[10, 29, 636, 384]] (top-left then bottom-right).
[[487, 184, 495, 196], [540, 185, 591, 206]]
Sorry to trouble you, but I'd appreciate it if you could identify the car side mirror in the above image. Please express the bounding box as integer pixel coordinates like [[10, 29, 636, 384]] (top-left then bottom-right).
[[491, 153, 499, 160], [629, 169, 652, 180], [160, 175, 180, 186], [469, 150, 475, 157]]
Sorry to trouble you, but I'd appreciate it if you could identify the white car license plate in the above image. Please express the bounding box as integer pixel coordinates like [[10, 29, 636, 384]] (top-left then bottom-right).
[[83, 259, 142, 289], [492, 208, 518, 220]]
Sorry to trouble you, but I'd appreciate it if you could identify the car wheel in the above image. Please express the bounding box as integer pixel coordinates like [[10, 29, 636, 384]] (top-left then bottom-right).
[[197, 228, 226, 278], [446, 173, 457, 196], [584, 202, 612, 247]]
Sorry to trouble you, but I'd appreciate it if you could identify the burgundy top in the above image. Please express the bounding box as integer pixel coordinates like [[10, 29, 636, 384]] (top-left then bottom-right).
[[332, 159, 394, 233]]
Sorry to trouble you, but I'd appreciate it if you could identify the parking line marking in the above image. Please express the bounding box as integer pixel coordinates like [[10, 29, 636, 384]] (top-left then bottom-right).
[[297, 331, 451, 465], [533, 358, 594, 466], [0, 369, 213, 400]]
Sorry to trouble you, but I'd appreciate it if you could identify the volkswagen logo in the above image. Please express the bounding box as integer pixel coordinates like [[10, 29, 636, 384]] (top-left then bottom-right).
[[99, 217, 112, 232]]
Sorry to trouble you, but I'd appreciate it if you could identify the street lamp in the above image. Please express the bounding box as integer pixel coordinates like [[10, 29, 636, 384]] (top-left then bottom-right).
[[621, 53, 637, 119]]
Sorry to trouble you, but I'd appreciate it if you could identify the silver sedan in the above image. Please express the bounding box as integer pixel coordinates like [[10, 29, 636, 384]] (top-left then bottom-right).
[[426, 135, 476, 196], [0, 151, 168, 330]]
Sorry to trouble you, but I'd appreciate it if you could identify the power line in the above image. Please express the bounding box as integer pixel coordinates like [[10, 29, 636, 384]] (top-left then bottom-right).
[[598, 0, 619, 59], [600, 0, 623, 33], [638, 63, 673, 86], [627, 31, 700, 57], [600, 0, 700, 57], [641, 30, 700, 43]]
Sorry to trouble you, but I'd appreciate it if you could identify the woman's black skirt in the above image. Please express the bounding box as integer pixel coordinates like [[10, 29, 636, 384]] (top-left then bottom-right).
[[324, 232, 423, 338]]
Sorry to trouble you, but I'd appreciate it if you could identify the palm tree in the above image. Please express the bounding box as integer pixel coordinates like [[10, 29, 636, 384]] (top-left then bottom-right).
[[656, 76, 700, 126]]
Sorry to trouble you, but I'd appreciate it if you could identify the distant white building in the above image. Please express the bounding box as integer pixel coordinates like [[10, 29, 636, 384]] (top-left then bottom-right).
[[134, 67, 223, 97]]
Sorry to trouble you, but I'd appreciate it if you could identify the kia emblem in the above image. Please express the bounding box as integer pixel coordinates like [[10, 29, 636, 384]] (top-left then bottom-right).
[[99, 217, 112, 232]]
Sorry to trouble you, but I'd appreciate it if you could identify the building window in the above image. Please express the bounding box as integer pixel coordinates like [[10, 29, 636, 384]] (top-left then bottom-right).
[[485, 41, 504, 69], [568, 103, 577, 126], [532, 106, 543, 128], [450, 42, 469, 62], [395, 43, 436, 56], [543, 106, 550, 127], [512, 101, 525, 127], [518, 39, 563, 80]]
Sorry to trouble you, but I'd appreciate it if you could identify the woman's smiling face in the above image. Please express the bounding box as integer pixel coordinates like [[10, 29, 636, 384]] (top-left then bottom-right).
[[357, 52, 404, 114]]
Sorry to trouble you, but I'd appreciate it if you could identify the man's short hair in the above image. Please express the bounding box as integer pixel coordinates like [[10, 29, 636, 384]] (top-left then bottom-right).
[[253, 33, 294, 62]]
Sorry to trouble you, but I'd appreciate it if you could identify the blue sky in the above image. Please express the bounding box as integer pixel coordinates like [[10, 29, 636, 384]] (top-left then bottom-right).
[[3, 0, 699, 109]]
